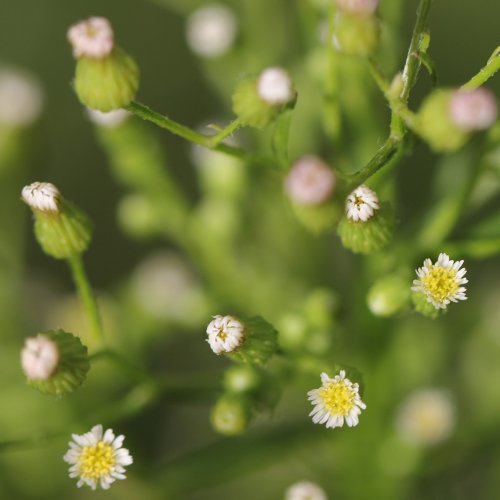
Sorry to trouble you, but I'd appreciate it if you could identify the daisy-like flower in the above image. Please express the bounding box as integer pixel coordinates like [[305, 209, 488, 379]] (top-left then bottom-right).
[[308, 371, 366, 428], [285, 480, 328, 500], [206, 315, 245, 354], [345, 185, 379, 222], [449, 88, 497, 131], [257, 67, 294, 105], [21, 335, 59, 380], [21, 182, 61, 213], [412, 253, 468, 309], [67, 17, 114, 59], [284, 156, 336, 206], [63, 424, 133, 490]]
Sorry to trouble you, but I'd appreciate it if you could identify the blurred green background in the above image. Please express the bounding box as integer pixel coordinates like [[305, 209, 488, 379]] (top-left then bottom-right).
[[1, 0, 500, 499]]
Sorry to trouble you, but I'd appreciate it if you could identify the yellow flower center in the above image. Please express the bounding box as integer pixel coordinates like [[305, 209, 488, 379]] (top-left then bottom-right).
[[319, 382, 356, 416], [79, 442, 116, 480], [421, 267, 458, 303], [353, 195, 364, 208], [216, 327, 228, 341]]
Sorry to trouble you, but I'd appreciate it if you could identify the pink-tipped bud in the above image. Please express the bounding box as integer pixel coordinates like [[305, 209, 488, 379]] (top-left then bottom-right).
[[67, 17, 114, 59], [21, 335, 59, 380], [449, 88, 497, 131], [285, 156, 335, 206], [335, 0, 379, 15]]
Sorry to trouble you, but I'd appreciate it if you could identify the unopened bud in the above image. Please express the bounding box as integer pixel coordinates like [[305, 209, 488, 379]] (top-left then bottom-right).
[[449, 87, 497, 131], [22, 182, 93, 259], [333, 11, 380, 57], [22, 329, 90, 397], [210, 393, 252, 436], [336, 0, 379, 15]]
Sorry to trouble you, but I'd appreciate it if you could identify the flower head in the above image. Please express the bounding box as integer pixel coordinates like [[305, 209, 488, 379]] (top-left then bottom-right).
[[206, 315, 245, 354], [186, 4, 238, 58], [412, 253, 467, 309], [67, 17, 114, 59], [63, 424, 133, 490], [21, 335, 59, 380], [335, 0, 379, 15], [257, 67, 294, 105], [284, 156, 336, 206], [450, 88, 497, 131], [345, 185, 379, 222], [285, 480, 328, 500], [308, 371, 366, 428], [396, 389, 455, 446], [21, 182, 60, 213]]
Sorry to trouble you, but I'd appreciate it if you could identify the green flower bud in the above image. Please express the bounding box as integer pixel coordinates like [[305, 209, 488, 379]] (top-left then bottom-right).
[[22, 182, 92, 259], [367, 274, 410, 317], [74, 47, 139, 112], [232, 67, 296, 129], [411, 290, 446, 319], [210, 393, 252, 436], [67, 17, 138, 111], [334, 11, 380, 57], [337, 186, 392, 254], [223, 365, 261, 393], [206, 315, 279, 365], [415, 89, 469, 152], [21, 329, 90, 397]]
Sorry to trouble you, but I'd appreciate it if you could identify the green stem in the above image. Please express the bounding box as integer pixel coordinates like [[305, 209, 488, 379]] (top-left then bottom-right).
[[400, 0, 433, 102], [207, 118, 243, 147], [67, 254, 104, 344], [461, 46, 500, 90], [127, 101, 247, 160], [347, 137, 403, 186]]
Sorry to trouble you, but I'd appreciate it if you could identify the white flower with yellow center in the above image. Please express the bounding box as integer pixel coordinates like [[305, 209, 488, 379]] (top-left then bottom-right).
[[63, 424, 133, 490], [412, 253, 467, 309], [345, 185, 379, 222], [67, 17, 114, 59], [308, 371, 366, 428], [21, 181, 61, 213], [206, 315, 245, 354]]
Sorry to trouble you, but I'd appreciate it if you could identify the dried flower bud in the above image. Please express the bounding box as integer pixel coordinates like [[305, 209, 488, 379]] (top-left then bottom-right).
[[449, 88, 497, 131], [285, 156, 335, 206], [67, 17, 114, 59]]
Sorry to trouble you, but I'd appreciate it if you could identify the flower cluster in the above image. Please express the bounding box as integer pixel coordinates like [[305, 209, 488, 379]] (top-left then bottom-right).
[[206, 315, 246, 354]]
